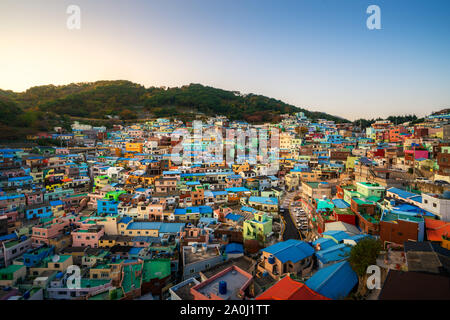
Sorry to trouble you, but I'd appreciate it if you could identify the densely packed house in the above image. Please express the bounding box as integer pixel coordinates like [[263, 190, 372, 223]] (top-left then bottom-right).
[[1, 112, 449, 300]]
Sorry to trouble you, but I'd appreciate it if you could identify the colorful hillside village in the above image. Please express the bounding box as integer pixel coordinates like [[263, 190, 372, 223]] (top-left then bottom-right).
[[1, 112, 450, 300]]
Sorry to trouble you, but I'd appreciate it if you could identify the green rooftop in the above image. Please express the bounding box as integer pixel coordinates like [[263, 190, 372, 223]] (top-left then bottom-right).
[[4, 240, 21, 248], [361, 213, 379, 224], [352, 198, 374, 205], [0, 264, 25, 274], [79, 278, 110, 289], [142, 259, 171, 282], [334, 208, 355, 215], [382, 212, 423, 223], [122, 263, 143, 294], [357, 182, 385, 189], [366, 196, 381, 203]]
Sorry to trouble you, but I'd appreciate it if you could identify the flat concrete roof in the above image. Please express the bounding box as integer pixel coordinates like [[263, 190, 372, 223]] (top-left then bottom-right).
[[196, 268, 250, 300]]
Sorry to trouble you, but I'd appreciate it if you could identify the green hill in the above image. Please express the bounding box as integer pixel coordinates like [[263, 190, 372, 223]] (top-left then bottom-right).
[[0, 80, 348, 139]]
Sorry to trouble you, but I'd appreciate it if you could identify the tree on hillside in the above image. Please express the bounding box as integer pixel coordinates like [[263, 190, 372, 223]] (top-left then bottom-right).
[[119, 109, 137, 120], [348, 238, 382, 277]]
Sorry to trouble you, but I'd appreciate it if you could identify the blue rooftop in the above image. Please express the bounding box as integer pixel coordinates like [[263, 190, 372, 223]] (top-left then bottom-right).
[[315, 243, 352, 265], [199, 217, 217, 225], [174, 206, 212, 215], [128, 247, 143, 255], [49, 200, 63, 206], [263, 239, 314, 263], [249, 196, 278, 205], [312, 238, 337, 251], [387, 187, 417, 200], [225, 243, 244, 254], [0, 194, 25, 201], [225, 187, 250, 193], [225, 213, 244, 222], [322, 230, 350, 243], [212, 191, 227, 196], [332, 198, 350, 209], [0, 233, 18, 242], [118, 216, 133, 225], [305, 261, 358, 300], [240, 206, 258, 213], [8, 176, 33, 181]]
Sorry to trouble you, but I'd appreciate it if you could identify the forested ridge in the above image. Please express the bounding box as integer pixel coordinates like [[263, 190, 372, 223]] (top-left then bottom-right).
[[0, 80, 348, 139]]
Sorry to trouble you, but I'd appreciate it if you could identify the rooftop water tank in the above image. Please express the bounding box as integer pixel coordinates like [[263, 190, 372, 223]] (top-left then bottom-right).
[[218, 281, 227, 295], [268, 255, 275, 264]]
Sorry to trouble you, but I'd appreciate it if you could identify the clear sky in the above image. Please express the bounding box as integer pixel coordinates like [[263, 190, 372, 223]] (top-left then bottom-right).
[[0, 0, 449, 120]]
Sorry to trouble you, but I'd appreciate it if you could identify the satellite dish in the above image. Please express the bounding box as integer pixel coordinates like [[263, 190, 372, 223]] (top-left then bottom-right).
[[52, 255, 60, 263]]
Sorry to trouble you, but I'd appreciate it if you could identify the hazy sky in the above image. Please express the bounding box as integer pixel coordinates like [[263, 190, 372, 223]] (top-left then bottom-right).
[[0, 0, 449, 120]]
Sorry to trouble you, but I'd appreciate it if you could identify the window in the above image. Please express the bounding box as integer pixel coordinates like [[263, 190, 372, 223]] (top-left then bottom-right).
[[433, 203, 437, 208]]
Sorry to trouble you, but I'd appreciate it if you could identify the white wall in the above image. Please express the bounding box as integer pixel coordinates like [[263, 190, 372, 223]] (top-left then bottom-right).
[[421, 194, 450, 222]]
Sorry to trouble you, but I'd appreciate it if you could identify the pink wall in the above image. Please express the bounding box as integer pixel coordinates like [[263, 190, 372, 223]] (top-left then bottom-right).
[[71, 228, 104, 248], [405, 149, 428, 160]]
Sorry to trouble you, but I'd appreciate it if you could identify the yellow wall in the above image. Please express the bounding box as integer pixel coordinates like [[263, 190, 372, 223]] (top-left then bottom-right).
[[125, 142, 143, 153]]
